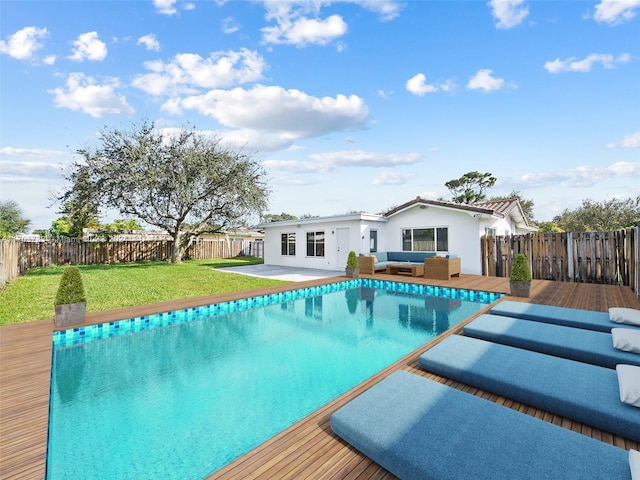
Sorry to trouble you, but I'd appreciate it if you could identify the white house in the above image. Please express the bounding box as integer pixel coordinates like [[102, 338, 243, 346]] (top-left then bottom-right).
[[260, 196, 537, 275]]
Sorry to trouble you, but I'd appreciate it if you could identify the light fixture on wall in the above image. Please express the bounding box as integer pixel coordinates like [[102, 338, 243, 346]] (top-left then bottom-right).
[[331, 230, 335, 234]]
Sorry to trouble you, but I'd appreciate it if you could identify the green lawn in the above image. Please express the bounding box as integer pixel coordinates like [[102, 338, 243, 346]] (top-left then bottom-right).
[[0, 258, 288, 326]]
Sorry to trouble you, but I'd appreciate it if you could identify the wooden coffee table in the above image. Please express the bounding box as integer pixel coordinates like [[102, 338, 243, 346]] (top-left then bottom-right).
[[386, 263, 424, 277]]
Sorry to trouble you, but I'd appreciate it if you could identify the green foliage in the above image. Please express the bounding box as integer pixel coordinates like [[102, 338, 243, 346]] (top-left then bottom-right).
[[0, 258, 282, 325], [54, 266, 87, 305], [445, 171, 497, 204], [510, 254, 532, 282], [75, 120, 270, 263], [90, 218, 143, 241], [263, 212, 298, 222], [346, 250, 358, 269], [553, 196, 640, 232], [0, 200, 30, 239], [537, 221, 564, 233], [53, 165, 101, 237]]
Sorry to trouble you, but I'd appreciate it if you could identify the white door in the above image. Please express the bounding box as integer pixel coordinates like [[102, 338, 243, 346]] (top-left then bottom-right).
[[336, 228, 350, 268]]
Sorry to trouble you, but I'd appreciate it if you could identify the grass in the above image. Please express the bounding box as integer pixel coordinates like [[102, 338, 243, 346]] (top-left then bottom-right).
[[0, 258, 289, 326]]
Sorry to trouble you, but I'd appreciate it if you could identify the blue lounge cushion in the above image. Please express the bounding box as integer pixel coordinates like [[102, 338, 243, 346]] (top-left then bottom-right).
[[490, 301, 640, 333], [418, 335, 640, 442], [463, 314, 640, 369], [331, 371, 630, 480]]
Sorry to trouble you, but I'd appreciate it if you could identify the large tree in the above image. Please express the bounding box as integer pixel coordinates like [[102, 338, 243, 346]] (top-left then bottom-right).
[[445, 171, 497, 204], [75, 121, 270, 262], [54, 164, 101, 237], [0, 200, 30, 239], [553, 196, 640, 232]]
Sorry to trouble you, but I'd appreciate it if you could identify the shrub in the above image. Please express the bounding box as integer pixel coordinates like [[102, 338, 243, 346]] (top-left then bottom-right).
[[510, 254, 532, 282], [346, 251, 358, 269], [55, 266, 87, 305]]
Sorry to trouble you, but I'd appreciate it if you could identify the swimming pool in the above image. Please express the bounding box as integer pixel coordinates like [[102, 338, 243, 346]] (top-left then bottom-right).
[[47, 279, 501, 479]]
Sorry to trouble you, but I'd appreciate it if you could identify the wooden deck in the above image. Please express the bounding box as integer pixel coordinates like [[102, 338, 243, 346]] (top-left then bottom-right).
[[1, 275, 639, 480]]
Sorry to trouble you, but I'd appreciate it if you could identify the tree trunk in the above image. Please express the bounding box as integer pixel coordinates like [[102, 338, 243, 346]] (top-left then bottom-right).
[[171, 230, 182, 263]]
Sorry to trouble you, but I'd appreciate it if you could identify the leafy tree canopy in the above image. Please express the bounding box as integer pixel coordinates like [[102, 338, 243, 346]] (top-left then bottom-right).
[[536, 221, 564, 233], [74, 120, 270, 262], [0, 200, 30, 239], [53, 164, 101, 237], [263, 213, 298, 222], [445, 171, 497, 204], [488, 190, 535, 224], [553, 196, 640, 232]]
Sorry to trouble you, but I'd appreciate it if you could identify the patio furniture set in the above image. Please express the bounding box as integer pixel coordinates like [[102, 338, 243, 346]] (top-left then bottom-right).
[[357, 251, 461, 280]]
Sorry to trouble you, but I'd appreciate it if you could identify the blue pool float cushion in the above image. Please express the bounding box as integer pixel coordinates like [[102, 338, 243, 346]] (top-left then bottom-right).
[[490, 300, 640, 333], [330, 371, 630, 480], [418, 335, 640, 442], [463, 314, 640, 369]]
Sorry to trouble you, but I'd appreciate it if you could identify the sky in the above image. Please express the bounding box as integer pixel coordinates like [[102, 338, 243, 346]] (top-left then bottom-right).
[[1, 0, 639, 231]]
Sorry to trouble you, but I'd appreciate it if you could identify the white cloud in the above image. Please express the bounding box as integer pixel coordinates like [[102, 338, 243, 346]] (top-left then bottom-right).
[[68, 32, 107, 62], [488, 0, 529, 29], [0, 160, 64, 183], [514, 161, 640, 188], [262, 13, 348, 46], [223, 17, 241, 34], [176, 84, 369, 139], [607, 131, 640, 148], [43, 55, 56, 65], [544, 53, 631, 73], [132, 48, 267, 96], [0, 26, 48, 60], [0, 147, 66, 157], [154, 0, 177, 15], [309, 150, 422, 167], [352, 0, 404, 21], [593, 0, 640, 24], [405, 73, 440, 96], [49, 73, 135, 118], [372, 171, 416, 185], [467, 69, 513, 92], [263, 159, 335, 174], [137, 34, 161, 51]]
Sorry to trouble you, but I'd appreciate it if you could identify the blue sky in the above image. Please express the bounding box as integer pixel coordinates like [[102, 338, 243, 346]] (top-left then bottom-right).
[[1, 0, 638, 231]]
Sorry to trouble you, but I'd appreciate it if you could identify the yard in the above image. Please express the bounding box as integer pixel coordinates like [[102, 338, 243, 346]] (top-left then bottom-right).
[[0, 258, 288, 326]]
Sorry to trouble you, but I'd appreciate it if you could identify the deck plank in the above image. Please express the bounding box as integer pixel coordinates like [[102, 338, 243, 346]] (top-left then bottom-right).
[[1, 275, 638, 480]]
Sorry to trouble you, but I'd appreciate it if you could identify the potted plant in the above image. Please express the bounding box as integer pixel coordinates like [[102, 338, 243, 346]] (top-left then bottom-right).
[[510, 253, 532, 298], [54, 266, 87, 327], [345, 250, 359, 278]]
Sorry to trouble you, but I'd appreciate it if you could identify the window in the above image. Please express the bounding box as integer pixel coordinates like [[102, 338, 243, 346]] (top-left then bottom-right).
[[306, 231, 325, 257], [402, 227, 448, 252], [485, 227, 496, 236], [369, 230, 378, 253], [281, 233, 295, 256]]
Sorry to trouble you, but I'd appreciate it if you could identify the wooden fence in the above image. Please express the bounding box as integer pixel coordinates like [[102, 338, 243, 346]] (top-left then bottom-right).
[[0, 238, 264, 287], [481, 227, 639, 295], [0, 240, 20, 288]]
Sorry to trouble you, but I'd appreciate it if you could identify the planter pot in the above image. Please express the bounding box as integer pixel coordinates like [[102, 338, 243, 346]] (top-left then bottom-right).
[[54, 302, 86, 328], [510, 281, 531, 298], [345, 267, 359, 279]]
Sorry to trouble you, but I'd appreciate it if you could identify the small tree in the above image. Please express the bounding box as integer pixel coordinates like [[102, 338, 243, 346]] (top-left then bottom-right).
[[346, 250, 358, 269], [53, 164, 101, 237], [510, 254, 532, 282], [0, 200, 31, 239], [74, 120, 270, 263], [445, 171, 496, 204], [55, 266, 87, 306]]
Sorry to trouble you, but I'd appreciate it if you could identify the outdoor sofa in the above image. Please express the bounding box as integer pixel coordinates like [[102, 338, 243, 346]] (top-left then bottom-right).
[[463, 313, 640, 369], [418, 334, 640, 442], [357, 251, 436, 274], [331, 370, 635, 480]]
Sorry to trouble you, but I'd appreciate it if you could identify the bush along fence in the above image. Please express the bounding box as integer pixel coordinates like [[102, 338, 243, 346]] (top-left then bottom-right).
[[0, 238, 264, 287], [481, 227, 639, 296]]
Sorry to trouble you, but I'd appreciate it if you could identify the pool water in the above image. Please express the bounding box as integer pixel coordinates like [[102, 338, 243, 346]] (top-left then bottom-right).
[[47, 281, 499, 479]]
